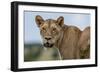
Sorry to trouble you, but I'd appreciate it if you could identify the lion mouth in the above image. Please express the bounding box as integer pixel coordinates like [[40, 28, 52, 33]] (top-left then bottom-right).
[[43, 42, 54, 48]]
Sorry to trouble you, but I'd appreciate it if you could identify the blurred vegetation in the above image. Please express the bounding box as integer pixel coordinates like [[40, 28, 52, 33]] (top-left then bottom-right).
[[24, 43, 90, 62], [24, 43, 61, 62]]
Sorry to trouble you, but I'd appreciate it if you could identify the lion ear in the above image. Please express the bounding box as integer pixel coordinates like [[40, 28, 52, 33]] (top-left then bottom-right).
[[35, 15, 44, 27], [56, 16, 64, 27]]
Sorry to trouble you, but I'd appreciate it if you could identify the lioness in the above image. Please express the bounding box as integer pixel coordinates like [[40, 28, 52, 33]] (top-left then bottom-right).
[[35, 15, 88, 59]]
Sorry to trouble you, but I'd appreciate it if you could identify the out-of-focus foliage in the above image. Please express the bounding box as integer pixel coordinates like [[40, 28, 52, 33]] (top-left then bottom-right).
[[24, 43, 61, 62]]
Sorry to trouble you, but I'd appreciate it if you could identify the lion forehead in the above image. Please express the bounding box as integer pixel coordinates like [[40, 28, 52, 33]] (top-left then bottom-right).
[[41, 19, 58, 29]]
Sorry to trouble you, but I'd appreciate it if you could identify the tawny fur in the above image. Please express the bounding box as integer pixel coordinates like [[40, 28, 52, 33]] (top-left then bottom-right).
[[78, 27, 90, 59], [55, 25, 81, 59]]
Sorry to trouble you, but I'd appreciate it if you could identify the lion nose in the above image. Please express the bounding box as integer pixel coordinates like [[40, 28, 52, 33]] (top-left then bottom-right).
[[45, 37, 51, 40]]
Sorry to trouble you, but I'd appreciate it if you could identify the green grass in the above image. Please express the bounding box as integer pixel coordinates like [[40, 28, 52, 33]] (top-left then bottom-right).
[[24, 43, 60, 62]]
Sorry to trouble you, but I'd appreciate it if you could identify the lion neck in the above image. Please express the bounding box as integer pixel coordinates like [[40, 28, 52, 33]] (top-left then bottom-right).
[[54, 25, 68, 59], [54, 25, 67, 49], [55, 33, 63, 49]]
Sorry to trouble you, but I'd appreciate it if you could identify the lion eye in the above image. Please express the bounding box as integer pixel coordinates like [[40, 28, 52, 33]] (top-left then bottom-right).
[[52, 28, 56, 33], [42, 28, 46, 32], [53, 28, 56, 31], [42, 27, 45, 30]]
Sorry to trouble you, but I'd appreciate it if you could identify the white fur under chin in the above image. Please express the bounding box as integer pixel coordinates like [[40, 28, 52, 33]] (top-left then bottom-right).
[[44, 47, 47, 51], [43, 47, 62, 60], [56, 48, 63, 60]]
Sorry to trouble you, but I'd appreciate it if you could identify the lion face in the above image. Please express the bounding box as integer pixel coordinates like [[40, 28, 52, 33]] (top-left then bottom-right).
[[35, 15, 64, 48]]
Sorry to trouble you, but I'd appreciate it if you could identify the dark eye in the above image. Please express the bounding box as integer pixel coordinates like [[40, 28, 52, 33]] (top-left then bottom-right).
[[42, 27, 45, 30], [42, 27, 46, 32], [53, 28, 56, 31], [52, 28, 56, 33]]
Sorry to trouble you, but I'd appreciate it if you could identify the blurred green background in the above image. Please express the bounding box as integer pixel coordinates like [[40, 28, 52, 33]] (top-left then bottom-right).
[[24, 43, 61, 62]]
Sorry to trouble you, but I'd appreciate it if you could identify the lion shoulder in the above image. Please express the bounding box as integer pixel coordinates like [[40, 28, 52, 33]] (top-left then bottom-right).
[[59, 25, 81, 59], [62, 25, 81, 37]]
